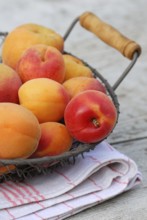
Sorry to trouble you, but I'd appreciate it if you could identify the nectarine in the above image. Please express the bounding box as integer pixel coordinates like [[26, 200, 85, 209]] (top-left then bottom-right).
[[16, 44, 65, 83], [64, 90, 117, 143], [0, 63, 22, 103]]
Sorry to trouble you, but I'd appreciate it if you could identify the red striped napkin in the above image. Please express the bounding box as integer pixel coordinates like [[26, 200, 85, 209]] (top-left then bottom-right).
[[0, 141, 142, 220]]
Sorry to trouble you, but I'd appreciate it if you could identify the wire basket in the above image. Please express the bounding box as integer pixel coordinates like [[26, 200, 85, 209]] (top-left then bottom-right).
[[0, 12, 141, 182]]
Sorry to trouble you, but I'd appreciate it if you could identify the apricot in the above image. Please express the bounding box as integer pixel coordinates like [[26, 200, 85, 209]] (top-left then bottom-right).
[[0, 63, 22, 103], [63, 54, 84, 65], [18, 78, 70, 123], [2, 23, 64, 69], [16, 44, 65, 83], [63, 76, 106, 99], [31, 122, 73, 157], [0, 165, 16, 175], [63, 54, 93, 81], [0, 103, 41, 159]]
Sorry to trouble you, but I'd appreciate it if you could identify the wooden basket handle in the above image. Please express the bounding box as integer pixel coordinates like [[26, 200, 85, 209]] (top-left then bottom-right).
[[79, 12, 141, 60]]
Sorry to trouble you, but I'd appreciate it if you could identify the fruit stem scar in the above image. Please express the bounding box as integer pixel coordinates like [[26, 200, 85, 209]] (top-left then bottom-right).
[[92, 118, 100, 128]]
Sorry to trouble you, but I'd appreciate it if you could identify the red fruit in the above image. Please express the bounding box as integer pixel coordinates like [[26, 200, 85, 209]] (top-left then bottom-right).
[[64, 90, 117, 143]]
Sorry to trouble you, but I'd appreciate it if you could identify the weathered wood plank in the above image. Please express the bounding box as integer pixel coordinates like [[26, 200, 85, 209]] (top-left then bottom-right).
[[108, 115, 147, 143], [67, 187, 147, 220]]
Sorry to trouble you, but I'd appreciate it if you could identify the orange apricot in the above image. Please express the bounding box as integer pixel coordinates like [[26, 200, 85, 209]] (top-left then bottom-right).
[[0, 165, 16, 175], [63, 54, 93, 81], [0, 103, 41, 159], [63, 76, 106, 99], [31, 122, 73, 157], [18, 78, 70, 123]]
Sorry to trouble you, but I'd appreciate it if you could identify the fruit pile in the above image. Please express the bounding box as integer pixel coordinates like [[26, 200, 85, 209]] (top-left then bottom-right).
[[0, 23, 117, 161]]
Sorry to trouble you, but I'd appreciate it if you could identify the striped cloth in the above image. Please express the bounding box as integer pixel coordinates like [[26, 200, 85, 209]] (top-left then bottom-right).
[[0, 141, 142, 220]]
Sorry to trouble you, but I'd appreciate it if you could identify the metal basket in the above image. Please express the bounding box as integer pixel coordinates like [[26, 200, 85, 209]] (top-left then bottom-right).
[[0, 12, 141, 182]]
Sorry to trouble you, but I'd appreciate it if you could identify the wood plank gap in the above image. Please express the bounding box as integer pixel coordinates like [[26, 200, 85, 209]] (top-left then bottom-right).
[[110, 136, 147, 145]]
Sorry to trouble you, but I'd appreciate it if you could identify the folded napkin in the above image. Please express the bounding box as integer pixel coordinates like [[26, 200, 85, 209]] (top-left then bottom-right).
[[0, 141, 142, 220]]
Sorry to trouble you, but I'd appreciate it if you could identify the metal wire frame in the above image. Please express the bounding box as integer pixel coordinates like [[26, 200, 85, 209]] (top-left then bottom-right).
[[0, 19, 140, 181]]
